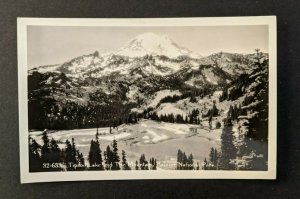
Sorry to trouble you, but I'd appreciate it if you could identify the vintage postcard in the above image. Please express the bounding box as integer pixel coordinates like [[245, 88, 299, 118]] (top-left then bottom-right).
[[18, 16, 277, 183]]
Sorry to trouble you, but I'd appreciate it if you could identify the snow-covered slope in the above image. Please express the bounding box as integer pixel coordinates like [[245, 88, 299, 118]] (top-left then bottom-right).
[[114, 32, 201, 59], [29, 33, 259, 81], [203, 52, 268, 75], [28, 32, 263, 120]]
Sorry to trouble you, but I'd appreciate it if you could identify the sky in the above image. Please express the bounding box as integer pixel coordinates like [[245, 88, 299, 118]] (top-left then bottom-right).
[[27, 25, 268, 69]]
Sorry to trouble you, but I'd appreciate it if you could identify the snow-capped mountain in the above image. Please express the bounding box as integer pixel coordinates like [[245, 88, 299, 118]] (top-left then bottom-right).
[[30, 33, 205, 77], [30, 33, 261, 80], [28, 32, 267, 113], [113, 32, 201, 59]]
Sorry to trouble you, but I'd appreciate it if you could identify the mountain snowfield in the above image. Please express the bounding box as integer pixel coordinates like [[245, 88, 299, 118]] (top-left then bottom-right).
[[29, 33, 252, 78], [114, 32, 202, 58]]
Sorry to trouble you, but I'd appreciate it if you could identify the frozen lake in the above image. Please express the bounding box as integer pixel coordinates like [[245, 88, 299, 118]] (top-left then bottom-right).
[[29, 120, 222, 169]]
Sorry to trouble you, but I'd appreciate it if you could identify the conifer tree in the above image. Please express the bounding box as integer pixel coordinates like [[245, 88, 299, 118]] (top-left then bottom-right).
[[196, 162, 200, 170], [88, 132, 103, 170], [62, 138, 82, 171], [76, 151, 86, 171], [139, 154, 149, 170], [103, 150, 108, 169], [208, 112, 213, 130], [182, 152, 188, 170], [149, 157, 157, 170], [111, 139, 120, 170], [208, 147, 219, 170], [104, 145, 112, 170], [71, 138, 78, 164], [185, 116, 188, 123], [29, 137, 42, 172], [209, 147, 215, 169], [214, 148, 219, 169], [203, 158, 208, 170], [190, 94, 197, 103], [47, 138, 62, 171], [233, 104, 238, 120], [188, 154, 194, 170], [77, 151, 85, 165], [121, 150, 131, 170], [144, 160, 149, 170], [150, 158, 153, 169], [135, 160, 139, 170], [219, 125, 237, 170], [50, 138, 61, 164], [41, 130, 51, 163], [212, 101, 218, 116], [177, 150, 183, 170], [88, 140, 95, 165], [65, 139, 74, 170]]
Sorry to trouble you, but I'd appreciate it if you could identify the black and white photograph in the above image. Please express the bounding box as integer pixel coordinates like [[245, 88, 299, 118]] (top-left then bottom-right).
[[17, 17, 276, 183]]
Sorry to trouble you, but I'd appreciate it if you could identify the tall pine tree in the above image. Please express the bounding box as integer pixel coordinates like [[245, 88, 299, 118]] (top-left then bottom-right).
[[121, 150, 131, 170], [187, 154, 194, 170], [88, 132, 103, 170], [111, 139, 120, 170], [135, 160, 139, 170], [64, 138, 81, 171], [177, 149, 183, 170], [104, 145, 113, 170], [41, 130, 50, 164], [49, 138, 62, 171], [219, 125, 237, 170], [65, 139, 74, 170], [139, 154, 148, 170]]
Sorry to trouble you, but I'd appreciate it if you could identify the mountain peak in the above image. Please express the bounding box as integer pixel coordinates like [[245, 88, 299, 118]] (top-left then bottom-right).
[[114, 32, 200, 58], [134, 32, 170, 41], [93, 50, 99, 57]]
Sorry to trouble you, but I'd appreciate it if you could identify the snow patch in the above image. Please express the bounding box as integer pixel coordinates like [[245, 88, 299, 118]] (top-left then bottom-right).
[[157, 103, 187, 117], [147, 130, 168, 142], [99, 132, 131, 141]]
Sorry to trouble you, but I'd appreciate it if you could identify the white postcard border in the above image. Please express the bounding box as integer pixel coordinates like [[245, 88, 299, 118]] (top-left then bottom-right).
[[18, 16, 277, 183]]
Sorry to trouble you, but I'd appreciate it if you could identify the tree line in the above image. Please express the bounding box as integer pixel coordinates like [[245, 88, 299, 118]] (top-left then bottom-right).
[[29, 131, 85, 172], [176, 149, 200, 170], [28, 99, 141, 130], [147, 112, 200, 125], [134, 154, 157, 170], [156, 86, 215, 108], [29, 130, 158, 172]]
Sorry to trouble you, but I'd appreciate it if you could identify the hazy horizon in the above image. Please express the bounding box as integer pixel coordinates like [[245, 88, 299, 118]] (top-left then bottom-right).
[[27, 25, 268, 69]]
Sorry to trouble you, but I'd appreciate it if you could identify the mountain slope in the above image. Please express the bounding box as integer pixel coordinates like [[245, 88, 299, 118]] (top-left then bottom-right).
[[27, 32, 267, 132]]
